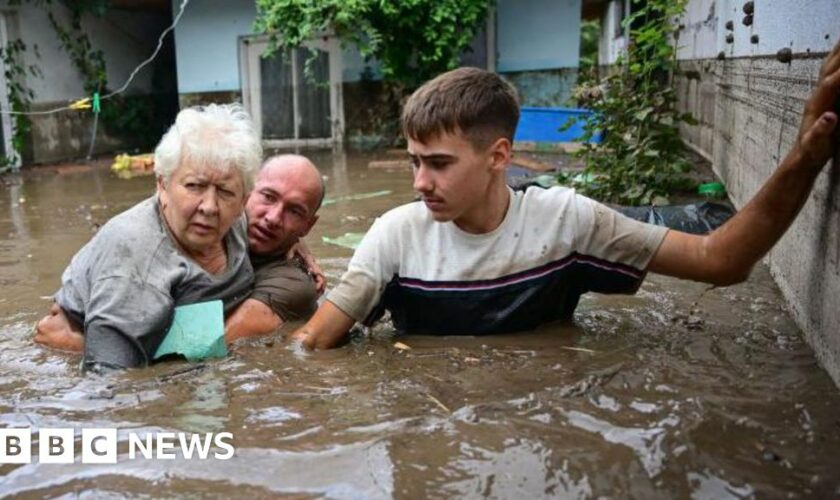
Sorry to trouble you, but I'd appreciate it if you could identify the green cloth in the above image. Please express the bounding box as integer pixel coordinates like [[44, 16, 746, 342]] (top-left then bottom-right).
[[154, 300, 227, 362]]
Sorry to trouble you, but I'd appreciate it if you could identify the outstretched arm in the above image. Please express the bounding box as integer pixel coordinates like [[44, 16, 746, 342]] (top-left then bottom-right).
[[290, 300, 356, 350], [649, 38, 840, 284]]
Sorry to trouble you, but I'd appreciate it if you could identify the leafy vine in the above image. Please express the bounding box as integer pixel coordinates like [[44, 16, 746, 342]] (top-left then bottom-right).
[[567, 0, 697, 205]]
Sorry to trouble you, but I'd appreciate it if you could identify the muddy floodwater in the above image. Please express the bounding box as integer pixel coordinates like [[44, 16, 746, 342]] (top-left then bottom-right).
[[1, 151, 839, 498]]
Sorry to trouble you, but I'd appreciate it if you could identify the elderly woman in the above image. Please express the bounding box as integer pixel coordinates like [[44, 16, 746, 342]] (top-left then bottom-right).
[[35, 103, 262, 372]]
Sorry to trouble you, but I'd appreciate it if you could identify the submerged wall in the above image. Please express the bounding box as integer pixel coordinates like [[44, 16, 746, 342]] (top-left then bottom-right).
[[674, 0, 840, 387]]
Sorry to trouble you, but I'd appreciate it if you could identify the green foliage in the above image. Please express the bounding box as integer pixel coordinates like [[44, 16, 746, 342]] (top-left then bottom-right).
[[579, 20, 600, 70], [4, 0, 165, 152], [46, 4, 161, 144], [568, 0, 696, 206], [47, 8, 107, 94], [0, 38, 40, 166], [254, 0, 492, 88]]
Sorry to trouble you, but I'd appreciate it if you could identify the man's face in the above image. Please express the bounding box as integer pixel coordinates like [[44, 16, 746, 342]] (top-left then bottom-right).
[[408, 131, 504, 232], [246, 165, 320, 255], [157, 161, 246, 256]]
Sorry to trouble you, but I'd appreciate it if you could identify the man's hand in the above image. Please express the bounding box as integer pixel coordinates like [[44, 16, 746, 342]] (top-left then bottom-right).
[[795, 40, 840, 170], [287, 240, 326, 296], [34, 303, 84, 352]]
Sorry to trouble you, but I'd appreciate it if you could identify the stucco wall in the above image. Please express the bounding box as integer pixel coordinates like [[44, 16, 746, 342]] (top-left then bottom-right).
[[497, 0, 581, 72], [5, 3, 163, 101], [674, 0, 840, 387], [0, 2, 175, 164], [503, 68, 579, 107], [172, 0, 256, 93], [495, 0, 582, 106]]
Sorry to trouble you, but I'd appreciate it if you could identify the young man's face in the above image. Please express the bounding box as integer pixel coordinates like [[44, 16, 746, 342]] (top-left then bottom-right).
[[408, 131, 508, 232]]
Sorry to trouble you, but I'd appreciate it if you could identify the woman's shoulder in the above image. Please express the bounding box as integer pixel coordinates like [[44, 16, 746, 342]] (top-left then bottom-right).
[[81, 196, 170, 272], [96, 196, 164, 240]]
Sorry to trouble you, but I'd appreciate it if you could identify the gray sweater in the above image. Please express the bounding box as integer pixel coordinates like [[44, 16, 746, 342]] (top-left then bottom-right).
[[55, 196, 253, 371]]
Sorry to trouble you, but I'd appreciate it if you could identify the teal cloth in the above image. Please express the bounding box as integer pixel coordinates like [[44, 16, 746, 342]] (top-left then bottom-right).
[[154, 300, 227, 362]]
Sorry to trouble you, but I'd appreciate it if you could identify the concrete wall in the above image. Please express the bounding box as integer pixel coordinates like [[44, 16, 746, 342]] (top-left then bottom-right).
[[497, 0, 582, 106], [673, 0, 840, 387], [0, 2, 175, 164], [496, 0, 581, 72], [503, 69, 579, 107], [172, 0, 255, 94], [7, 4, 161, 101]]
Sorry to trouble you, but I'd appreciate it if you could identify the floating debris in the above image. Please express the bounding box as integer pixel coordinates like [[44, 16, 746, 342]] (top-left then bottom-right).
[[322, 232, 367, 250], [368, 160, 409, 170], [559, 346, 597, 354], [322, 190, 392, 206], [425, 393, 451, 414], [112, 153, 155, 179]]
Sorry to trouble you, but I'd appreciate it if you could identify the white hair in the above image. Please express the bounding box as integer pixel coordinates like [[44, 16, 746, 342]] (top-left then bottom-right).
[[154, 103, 262, 193]]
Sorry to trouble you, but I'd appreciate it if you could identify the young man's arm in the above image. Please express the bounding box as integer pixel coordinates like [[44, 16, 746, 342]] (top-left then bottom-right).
[[649, 38, 840, 282], [290, 211, 398, 350], [289, 301, 356, 349]]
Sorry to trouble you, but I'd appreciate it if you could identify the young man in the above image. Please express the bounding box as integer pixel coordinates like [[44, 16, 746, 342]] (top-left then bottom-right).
[[294, 38, 840, 350], [34, 154, 326, 351]]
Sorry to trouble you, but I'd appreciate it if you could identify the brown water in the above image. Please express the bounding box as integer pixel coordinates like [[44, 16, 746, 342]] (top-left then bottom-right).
[[1, 152, 839, 498]]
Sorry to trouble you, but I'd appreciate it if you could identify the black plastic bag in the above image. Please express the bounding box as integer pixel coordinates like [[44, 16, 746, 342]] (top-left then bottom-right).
[[614, 202, 734, 234]]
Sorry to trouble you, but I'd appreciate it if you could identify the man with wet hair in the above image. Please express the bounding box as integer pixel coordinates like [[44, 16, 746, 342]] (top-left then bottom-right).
[[35, 154, 326, 352], [293, 39, 840, 350]]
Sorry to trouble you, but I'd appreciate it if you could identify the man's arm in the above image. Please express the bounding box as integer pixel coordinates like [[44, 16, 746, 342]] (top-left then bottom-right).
[[649, 39, 840, 284], [227, 260, 320, 343], [224, 298, 282, 344], [290, 300, 356, 349]]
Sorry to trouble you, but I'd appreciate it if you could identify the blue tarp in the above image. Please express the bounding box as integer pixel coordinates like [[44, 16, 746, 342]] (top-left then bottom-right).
[[514, 107, 602, 144]]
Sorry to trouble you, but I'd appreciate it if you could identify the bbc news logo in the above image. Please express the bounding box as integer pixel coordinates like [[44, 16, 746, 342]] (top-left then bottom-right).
[[0, 428, 235, 464]]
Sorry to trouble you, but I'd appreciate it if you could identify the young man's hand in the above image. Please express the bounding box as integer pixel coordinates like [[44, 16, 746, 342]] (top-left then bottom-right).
[[795, 40, 840, 170], [289, 301, 356, 350]]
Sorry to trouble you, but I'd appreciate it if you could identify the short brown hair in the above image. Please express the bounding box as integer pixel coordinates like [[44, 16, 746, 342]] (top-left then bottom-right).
[[401, 67, 520, 150]]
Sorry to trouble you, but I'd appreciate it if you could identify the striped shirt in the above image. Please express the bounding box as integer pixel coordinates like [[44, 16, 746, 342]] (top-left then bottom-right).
[[327, 186, 668, 335]]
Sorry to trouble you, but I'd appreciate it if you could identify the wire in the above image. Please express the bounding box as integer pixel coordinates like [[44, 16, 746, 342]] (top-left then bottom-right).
[[0, 0, 190, 116], [101, 0, 189, 100]]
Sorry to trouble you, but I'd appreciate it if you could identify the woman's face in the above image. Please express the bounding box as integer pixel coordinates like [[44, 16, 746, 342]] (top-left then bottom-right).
[[157, 159, 246, 256]]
